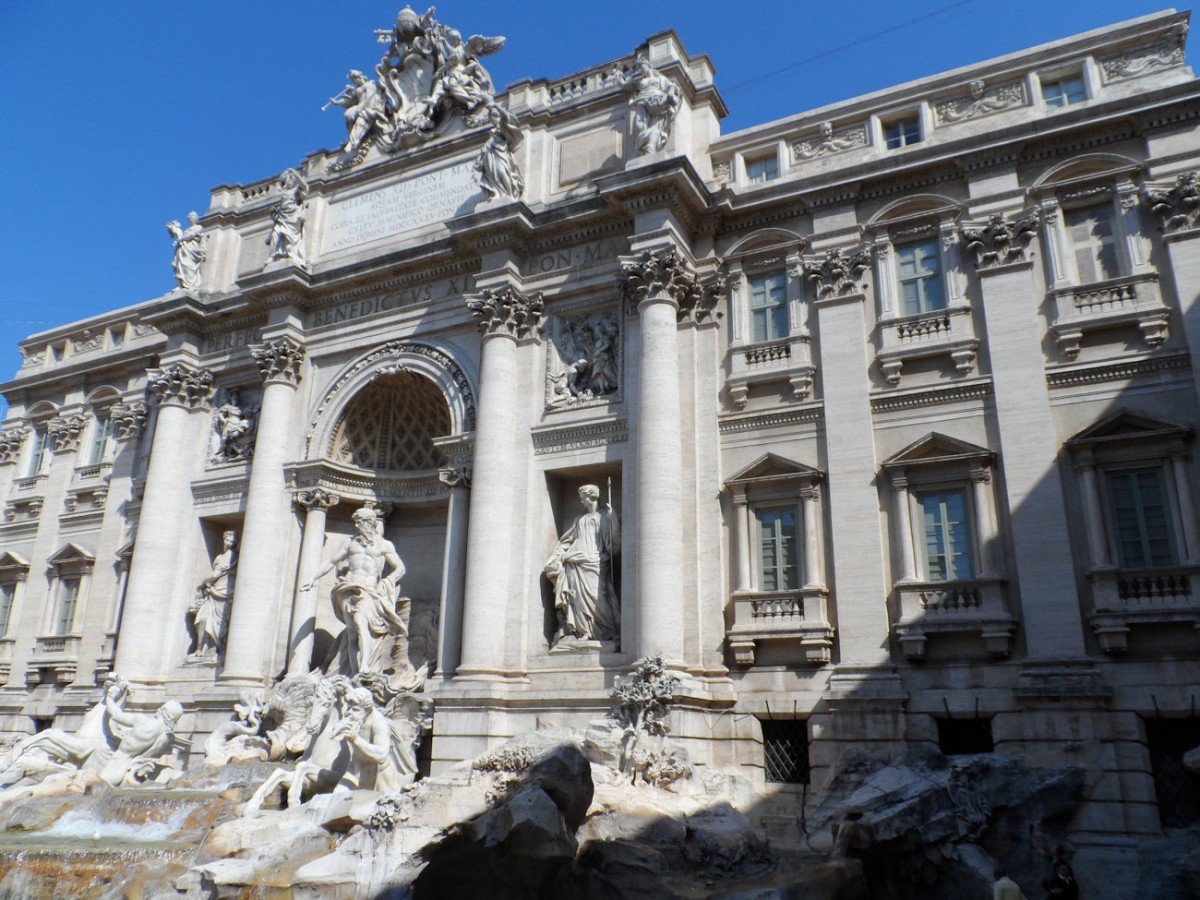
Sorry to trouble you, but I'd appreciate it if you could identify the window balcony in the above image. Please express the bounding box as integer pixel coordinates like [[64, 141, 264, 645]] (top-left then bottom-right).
[[1049, 273, 1169, 359], [1089, 565, 1200, 653], [27, 633, 82, 685], [726, 335, 816, 409], [875, 305, 978, 385], [891, 577, 1015, 660], [727, 587, 834, 666]]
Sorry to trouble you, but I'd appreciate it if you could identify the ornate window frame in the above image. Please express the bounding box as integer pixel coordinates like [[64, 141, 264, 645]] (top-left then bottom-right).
[[720, 229, 815, 409], [0, 552, 30, 685], [882, 433, 1015, 661], [724, 453, 833, 667], [1064, 410, 1200, 653], [28, 544, 94, 686], [867, 196, 977, 385], [1032, 154, 1168, 359]]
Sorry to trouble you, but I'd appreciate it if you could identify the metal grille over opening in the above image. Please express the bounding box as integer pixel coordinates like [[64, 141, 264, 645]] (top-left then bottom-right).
[[330, 373, 450, 471], [761, 719, 810, 784]]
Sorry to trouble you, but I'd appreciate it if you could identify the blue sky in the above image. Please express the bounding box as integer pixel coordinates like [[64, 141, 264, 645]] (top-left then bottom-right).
[[0, 1, 1191, 396]]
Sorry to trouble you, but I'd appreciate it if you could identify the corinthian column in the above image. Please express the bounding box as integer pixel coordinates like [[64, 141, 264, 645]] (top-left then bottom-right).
[[221, 337, 306, 685], [621, 248, 704, 664], [457, 288, 542, 677], [115, 363, 214, 684], [286, 488, 339, 676]]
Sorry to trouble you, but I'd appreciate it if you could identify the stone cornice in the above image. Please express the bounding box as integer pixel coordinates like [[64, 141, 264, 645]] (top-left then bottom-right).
[[530, 416, 628, 456], [596, 156, 712, 234], [870, 380, 993, 413], [1045, 351, 1191, 389], [137, 295, 211, 337], [717, 404, 823, 435]]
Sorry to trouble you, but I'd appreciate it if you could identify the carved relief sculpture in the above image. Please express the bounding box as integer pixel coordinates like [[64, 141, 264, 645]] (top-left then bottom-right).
[[209, 389, 257, 463], [266, 168, 309, 265], [324, 7, 506, 170], [188, 530, 238, 663], [1100, 24, 1188, 82], [546, 311, 621, 408], [959, 211, 1040, 268], [792, 121, 868, 161], [166, 211, 207, 291], [625, 58, 681, 155], [544, 484, 620, 647], [1143, 171, 1200, 233], [801, 247, 872, 299], [301, 505, 420, 692], [475, 104, 524, 201], [934, 80, 1026, 125]]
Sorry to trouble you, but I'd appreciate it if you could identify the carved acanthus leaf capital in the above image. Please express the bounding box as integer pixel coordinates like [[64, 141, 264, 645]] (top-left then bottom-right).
[[147, 364, 216, 409], [252, 338, 307, 385], [620, 248, 706, 317], [801, 247, 872, 299], [958, 211, 1040, 268], [438, 466, 472, 488], [295, 488, 340, 512], [466, 287, 544, 339], [1143, 171, 1200, 234], [110, 402, 149, 440], [47, 415, 87, 453], [0, 426, 29, 465]]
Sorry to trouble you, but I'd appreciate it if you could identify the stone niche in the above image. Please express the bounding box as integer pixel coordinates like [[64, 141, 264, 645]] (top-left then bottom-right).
[[540, 466, 623, 655]]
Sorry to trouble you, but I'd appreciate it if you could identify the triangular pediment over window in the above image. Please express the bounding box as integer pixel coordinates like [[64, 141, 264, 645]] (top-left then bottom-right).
[[883, 433, 993, 471], [726, 452, 821, 488], [1065, 409, 1193, 449], [0, 552, 30, 579], [46, 543, 95, 569]]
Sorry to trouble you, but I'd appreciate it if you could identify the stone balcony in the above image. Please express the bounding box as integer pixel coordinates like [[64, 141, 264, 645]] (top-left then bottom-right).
[[27, 634, 82, 685], [875, 305, 978, 385], [1049, 273, 1169, 359], [726, 588, 834, 666], [1088, 565, 1200, 653], [726, 335, 816, 409], [891, 577, 1016, 660]]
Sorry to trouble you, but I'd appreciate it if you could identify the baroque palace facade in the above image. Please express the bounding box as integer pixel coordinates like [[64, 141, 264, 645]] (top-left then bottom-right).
[[1, 6, 1199, 854]]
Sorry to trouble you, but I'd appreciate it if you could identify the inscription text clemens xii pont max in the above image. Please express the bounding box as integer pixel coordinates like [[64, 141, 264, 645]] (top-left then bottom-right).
[[322, 161, 480, 253]]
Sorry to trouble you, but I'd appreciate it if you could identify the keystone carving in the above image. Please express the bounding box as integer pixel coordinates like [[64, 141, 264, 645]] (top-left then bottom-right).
[[465, 287, 544, 339], [0, 427, 28, 465], [110, 402, 149, 440], [1143, 171, 1200, 234], [147, 364, 216, 409], [959, 211, 1040, 268], [252, 338, 307, 384], [46, 415, 87, 453], [801, 247, 872, 299]]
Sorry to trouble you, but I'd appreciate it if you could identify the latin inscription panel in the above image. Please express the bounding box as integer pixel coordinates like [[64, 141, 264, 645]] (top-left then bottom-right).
[[322, 161, 480, 253]]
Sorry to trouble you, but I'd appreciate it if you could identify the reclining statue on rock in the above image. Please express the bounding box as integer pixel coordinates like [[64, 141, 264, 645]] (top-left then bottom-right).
[[0, 675, 182, 790], [242, 675, 429, 815]]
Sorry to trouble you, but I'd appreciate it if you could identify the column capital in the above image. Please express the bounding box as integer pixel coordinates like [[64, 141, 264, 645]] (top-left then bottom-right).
[[620, 247, 717, 322], [439, 465, 472, 489], [252, 337, 306, 386], [147, 364, 215, 410], [110, 401, 148, 440], [294, 488, 340, 512], [958, 210, 1040, 269], [798, 483, 822, 502], [801, 246, 872, 300], [0, 426, 28, 465], [46, 414, 86, 453], [1143, 170, 1200, 236], [466, 286, 544, 339]]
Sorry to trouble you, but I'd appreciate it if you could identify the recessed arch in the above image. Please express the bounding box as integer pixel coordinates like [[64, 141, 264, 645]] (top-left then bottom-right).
[[306, 340, 476, 465], [724, 227, 807, 259], [869, 194, 960, 227], [1032, 153, 1140, 190]]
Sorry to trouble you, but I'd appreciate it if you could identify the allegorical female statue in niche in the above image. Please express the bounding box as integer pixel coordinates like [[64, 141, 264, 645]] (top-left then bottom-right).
[[188, 530, 237, 663], [544, 484, 620, 646]]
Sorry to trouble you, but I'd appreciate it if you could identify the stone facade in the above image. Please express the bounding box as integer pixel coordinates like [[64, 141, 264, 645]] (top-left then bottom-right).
[[1, 8, 1199, 879]]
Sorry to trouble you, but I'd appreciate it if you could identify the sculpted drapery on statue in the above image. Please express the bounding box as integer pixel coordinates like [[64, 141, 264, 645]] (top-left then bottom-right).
[[166, 211, 207, 291], [545, 484, 621, 646], [266, 168, 309, 264], [626, 58, 681, 155], [301, 505, 420, 692], [187, 530, 238, 663]]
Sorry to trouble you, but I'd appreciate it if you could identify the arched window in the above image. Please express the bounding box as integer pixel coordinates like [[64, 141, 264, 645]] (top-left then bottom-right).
[[329, 373, 450, 472]]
